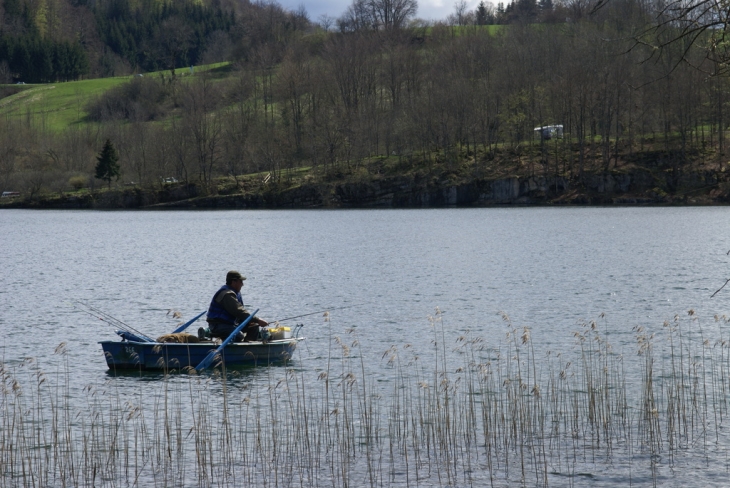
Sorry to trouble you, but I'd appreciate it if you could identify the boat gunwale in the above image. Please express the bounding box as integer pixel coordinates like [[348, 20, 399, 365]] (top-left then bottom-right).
[[98, 337, 305, 346], [99, 337, 305, 371]]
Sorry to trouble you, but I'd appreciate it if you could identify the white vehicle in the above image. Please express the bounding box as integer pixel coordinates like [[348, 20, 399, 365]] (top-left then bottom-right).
[[534, 125, 564, 140]]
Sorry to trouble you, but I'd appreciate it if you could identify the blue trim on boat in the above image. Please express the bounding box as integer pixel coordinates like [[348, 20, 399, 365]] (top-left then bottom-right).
[[99, 338, 303, 371]]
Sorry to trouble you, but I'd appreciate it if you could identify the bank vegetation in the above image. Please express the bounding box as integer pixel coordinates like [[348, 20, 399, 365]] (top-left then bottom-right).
[[3, 0, 730, 207]]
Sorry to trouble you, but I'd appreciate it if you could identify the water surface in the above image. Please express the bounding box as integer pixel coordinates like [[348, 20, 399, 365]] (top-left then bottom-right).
[[1, 207, 729, 486]]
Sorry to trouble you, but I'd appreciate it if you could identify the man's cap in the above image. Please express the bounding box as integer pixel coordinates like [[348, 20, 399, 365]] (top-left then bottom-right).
[[226, 270, 246, 282]]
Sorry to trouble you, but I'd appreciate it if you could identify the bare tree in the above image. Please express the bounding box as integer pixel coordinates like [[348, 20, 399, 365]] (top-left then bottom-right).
[[150, 125, 180, 185], [449, 0, 470, 26], [168, 118, 192, 184], [338, 0, 376, 31], [368, 0, 418, 30], [151, 16, 194, 70], [24, 153, 51, 199], [201, 31, 234, 65], [322, 34, 378, 114], [318, 14, 336, 31], [650, 0, 727, 60], [601, 0, 729, 74], [276, 50, 312, 156], [339, 0, 418, 31], [124, 122, 152, 186], [181, 76, 223, 189], [253, 128, 285, 182], [221, 70, 257, 184], [0, 121, 18, 192], [0, 61, 11, 84]]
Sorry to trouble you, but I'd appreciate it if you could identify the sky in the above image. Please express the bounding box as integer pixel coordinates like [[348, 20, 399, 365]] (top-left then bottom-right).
[[281, 0, 478, 25]]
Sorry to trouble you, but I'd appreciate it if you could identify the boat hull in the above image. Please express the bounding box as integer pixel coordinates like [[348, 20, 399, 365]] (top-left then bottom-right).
[[99, 339, 302, 371]]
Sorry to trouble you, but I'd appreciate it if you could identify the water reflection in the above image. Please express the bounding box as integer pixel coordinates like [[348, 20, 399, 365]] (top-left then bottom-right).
[[103, 359, 296, 381]]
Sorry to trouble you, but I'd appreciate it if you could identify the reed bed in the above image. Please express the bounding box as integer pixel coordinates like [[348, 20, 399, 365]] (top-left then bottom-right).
[[2, 310, 730, 487]]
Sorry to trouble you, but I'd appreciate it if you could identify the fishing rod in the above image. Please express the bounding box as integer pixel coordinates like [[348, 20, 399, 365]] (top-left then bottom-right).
[[73, 301, 155, 342], [272, 303, 369, 324]]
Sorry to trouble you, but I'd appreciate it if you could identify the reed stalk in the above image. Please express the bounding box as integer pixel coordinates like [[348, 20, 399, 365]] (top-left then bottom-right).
[[3, 311, 730, 486]]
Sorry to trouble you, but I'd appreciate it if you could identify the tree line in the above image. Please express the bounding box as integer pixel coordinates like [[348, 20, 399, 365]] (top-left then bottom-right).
[[0, 34, 89, 83], [0, 0, 305, 81], [94, 0, 235, 73], [1, 0, 729, 198], [1, 0, 598, 83]]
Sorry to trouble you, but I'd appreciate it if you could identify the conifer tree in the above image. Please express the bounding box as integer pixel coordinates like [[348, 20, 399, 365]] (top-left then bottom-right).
[[95, 139, 120, 189], [476, 1, 489, 24]]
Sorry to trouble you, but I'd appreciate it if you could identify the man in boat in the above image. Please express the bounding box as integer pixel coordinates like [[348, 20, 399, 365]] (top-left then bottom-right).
[[206, 270, 269, 342]]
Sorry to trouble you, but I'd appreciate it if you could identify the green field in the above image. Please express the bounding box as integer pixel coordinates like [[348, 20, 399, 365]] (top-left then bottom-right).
[[0, 77, 130, 131], [0, 63, 229, 132]]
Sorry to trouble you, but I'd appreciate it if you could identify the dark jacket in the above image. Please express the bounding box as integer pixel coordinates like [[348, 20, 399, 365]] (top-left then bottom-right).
[[206, 285, 251, 325]]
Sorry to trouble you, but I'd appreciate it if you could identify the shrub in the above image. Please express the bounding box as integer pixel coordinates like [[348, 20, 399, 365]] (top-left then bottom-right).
[[69, 175, 87, 190], [86, 77, 170, 122]]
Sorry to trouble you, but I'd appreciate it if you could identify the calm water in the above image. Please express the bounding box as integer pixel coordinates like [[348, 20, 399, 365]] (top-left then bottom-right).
[[1, 207, 730, 486]]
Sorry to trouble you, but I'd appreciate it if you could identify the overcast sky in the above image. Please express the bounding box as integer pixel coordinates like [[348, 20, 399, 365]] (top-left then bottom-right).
[[282, 0, 473, 25]]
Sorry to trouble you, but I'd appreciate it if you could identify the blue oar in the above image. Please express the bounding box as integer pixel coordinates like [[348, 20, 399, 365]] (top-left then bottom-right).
[[172, 310, 206, 334], [195, 309, 259, 372]]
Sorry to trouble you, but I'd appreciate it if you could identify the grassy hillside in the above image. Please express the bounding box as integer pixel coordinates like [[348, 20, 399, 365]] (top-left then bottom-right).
[[0, 64, 228, 131], [0, 78, 131, 131]]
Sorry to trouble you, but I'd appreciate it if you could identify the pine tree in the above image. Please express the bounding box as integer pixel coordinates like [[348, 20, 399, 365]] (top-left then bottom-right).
[[95, 139, 121, 189], [476, 1, 488, 24]]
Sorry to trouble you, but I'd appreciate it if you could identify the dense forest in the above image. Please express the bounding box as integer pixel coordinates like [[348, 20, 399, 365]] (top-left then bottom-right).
[[0, 0, 272, 81], [1, 0, 730, 206]]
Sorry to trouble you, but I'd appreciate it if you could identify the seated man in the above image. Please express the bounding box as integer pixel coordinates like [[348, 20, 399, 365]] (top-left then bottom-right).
[[206, 270, 268, 342]]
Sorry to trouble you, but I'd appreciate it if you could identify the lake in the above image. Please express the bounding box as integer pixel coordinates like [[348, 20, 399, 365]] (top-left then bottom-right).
[[1, 207, 730, 487]]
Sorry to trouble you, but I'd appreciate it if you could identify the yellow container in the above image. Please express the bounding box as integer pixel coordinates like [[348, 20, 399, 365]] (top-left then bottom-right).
[[268, 327, 291, 340]]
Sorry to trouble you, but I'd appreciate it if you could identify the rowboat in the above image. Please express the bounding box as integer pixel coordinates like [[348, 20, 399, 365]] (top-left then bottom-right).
[[97, 308, 304, 372], [100, 337, 303, 371]]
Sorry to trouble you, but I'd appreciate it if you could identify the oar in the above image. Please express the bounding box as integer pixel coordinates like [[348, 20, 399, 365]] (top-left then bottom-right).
[[172, 310, 206, 334], [195, 309, 259, 372]]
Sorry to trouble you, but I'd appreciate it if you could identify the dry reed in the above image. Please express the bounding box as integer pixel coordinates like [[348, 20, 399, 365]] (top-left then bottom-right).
[[2, 310, 730, 487]]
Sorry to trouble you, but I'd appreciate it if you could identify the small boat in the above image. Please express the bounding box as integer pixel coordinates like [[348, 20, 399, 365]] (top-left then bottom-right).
[[97, 308, 304, 372], [100, 336, 303, 371], [83, 298, 361, 373]]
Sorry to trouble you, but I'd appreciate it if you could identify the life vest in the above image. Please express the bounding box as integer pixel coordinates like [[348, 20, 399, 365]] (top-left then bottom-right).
[[206, 285, 243, 324]]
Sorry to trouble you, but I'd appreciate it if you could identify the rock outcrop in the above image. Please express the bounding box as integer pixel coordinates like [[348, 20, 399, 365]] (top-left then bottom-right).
[[8, 168, 730, 209]]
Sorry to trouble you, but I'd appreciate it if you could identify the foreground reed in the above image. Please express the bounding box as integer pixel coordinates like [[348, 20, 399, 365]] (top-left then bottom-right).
[[2, 310, 730, 487]]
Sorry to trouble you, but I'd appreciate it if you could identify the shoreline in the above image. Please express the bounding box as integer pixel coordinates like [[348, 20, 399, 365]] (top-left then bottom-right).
[[3, 168, 728, 209]]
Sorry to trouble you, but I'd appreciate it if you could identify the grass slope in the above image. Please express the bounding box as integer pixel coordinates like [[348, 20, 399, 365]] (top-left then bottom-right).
[[0, 77, 130, 131], [0, 63, 228, 132]]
